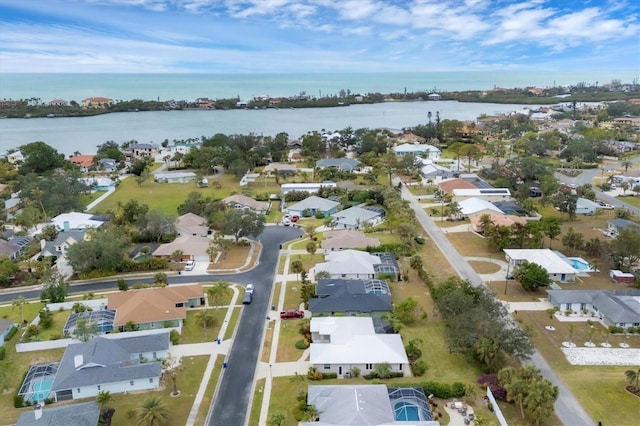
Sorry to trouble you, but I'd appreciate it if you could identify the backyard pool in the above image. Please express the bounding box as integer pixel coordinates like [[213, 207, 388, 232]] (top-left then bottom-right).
[[568, 257, 598, 272], [30, 377, 53, 402], [394, 401, 420, 421]]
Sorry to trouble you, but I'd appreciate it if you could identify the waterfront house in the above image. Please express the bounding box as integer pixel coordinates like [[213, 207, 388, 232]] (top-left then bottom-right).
[[48, 99, 69, 107], [81, 97, 113, 108], [68, 154, 95, 172], [392, 143, 441, 159]]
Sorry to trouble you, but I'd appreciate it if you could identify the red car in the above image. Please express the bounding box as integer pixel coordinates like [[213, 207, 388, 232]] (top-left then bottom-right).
[[280, 309, 304, 319]]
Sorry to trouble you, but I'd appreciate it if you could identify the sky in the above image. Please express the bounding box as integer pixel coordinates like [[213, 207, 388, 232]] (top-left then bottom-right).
[[0, 0, 639, 74]]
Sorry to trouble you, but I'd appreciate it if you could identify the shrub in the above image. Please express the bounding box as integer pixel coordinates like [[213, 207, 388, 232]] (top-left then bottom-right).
[[421, 381, 467, 399], [314, 211, 325, 219], [39, 309, 54, 329], [366, 243, 414, 257], [50, 334, 62, 340], [4, 325, 17, 341], [363, 371, 404, 380], [13, 394, 24, 408], [350, 367, 361, 378], [411, 360, 428, 376], [169, 330, 180, 345], [609, 325, 624, 334], [0, 346, 6, 360], [322, 373, 338, 379], [295, 339, 309, 350]]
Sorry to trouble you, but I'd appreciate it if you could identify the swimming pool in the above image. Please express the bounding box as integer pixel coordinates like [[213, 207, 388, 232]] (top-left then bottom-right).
[[568, 257, 597, 272], [30, 378, 53, 402], [394, 401, 420, 421]]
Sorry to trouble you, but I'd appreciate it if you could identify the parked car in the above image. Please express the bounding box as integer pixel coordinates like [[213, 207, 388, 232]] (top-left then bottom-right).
[[242, 292, 252, 304], [290, 214, 300, 223], [280, 309, 304, 319], [184, 260, 195, 271], [597, 201, 615, 210], [282, 217, 291, 226], [246, 283, 254, 294]]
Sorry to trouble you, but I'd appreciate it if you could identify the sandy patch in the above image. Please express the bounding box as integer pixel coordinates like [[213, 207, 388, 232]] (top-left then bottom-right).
[[561, 347, 640, 365]]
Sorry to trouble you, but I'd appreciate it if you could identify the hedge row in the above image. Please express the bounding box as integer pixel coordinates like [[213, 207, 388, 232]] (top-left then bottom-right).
[[4, 325, 18, 341]]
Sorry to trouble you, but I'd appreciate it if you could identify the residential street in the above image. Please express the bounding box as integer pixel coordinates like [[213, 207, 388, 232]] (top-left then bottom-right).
[[399, 181, 595, 426]]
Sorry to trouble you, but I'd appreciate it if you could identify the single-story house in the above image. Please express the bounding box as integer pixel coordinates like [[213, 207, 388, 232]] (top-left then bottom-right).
[[504, 249, 578, 282], [392, 143, 441, 159], [79, 177, 116, 191], [438, 178, 478, 194], [607, 219, 640, 236], [609, 269, 635, 284], [576, 198, 599, 215], [418, 159, 452, 179], [286, 196, 340, 218], [281, 182, 337, 195], [223, 194, 271, 215], [304, 385, 437, 426], [175, 213, 210, 237], [452, 188, 511, 202], [50, 212, 105, 231], [492, 201, 527, 216], [68, 155, 95, 172], [263, 162, 297, 176], [330, 206, 383, 230], [0, 318, 14, 347], [470, 213, 527, 233], [154, 171, 197, 184], [309, 278, 392, 317], [546, 290, 640, 329], [321, 230, 380, 254], [17, 401, 100, 426], [310, 317, 409, 377], [428, 92, 442, 100], [153, 235, 211, 262], [315, 250, 399, 280], [81, 97, 113, 108], [316, 158, 361, 172], [458, 197, 505, 217], [50, 333, 169, 401], [108, 284, 204, 331]]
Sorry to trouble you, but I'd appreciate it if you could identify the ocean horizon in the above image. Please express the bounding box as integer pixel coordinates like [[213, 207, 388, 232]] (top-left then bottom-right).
[[1, 71, 637, 103]]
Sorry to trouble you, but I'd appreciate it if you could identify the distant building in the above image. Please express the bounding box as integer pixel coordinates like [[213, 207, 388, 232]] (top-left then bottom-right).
[[81, 97, 113, 108]]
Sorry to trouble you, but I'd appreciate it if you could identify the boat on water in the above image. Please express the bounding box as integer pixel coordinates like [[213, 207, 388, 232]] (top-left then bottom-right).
[[47, 113, 57, 118]]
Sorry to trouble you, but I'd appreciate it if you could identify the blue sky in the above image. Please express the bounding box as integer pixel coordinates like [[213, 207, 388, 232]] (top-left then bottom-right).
[[0, 0, 638, 73]]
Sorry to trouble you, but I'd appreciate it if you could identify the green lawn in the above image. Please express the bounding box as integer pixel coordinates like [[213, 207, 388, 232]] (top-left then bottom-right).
[[223, 307, 241, 340], [617, 195, 640, 208], [0, 301, 45, 325], [107, 355, 209, 426], [90, 173, 241, 215], [283, 281, 302, 310], [35, 309, 68, 341], [248, 378, 266, 426], [276, 319, 306, 362], [181, 309, 228, 344]]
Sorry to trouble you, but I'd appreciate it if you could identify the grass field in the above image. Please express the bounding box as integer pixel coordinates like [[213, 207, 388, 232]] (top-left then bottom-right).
[[90, 173, 241, 215], [248, 378, 266, 426], [276, 318, 306, 362], [194, 354, 224, 425], [181, 309, 228, 344], [211, 245, 251, 270]]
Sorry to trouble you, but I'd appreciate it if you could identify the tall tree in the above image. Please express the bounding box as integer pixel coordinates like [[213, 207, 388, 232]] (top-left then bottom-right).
[[195, 310, 216, 340], [514, 261, 552, 291], [214, 209, 265, 243], [290, 259, 304, 281], [207, 282, 229, 306], [40, 271, 70, 303], [11, 296, 27, 323], [19, 142, 66, 174], [540, 217, 562, 248]]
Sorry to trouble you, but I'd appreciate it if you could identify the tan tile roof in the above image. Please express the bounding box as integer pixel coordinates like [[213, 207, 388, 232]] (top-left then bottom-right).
[[153, 235, 211, 257], [470, 213, 527, 232], [175, 213, 208, 235], [108, 284, 203, 326], [321, 230, 380, 250], [69, 155, 95, 168], [438, 178, 477, 193]]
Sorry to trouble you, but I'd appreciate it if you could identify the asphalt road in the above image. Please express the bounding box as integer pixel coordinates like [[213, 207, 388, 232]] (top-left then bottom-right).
[[399, 182, 595, 426], [1, 225, 302, 426]]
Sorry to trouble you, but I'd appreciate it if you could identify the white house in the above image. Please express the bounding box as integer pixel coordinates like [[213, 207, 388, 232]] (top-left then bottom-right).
[[452, 188, 511, 202], [392, 143, 441, 159], [330, 206, 383, 230], [7, 150, 24, 164], [50, 212, 105, 231], [504, 249, 578, 282], [310, 317, 409, 378], [154, 171, 197, 184], [547, 290, 640, 329], [281, 182, 337, 194], [458, 197, 505, 217], [576, 198, 599, 215], [315, 250, 382, 280], [49, 332, 169, 401]]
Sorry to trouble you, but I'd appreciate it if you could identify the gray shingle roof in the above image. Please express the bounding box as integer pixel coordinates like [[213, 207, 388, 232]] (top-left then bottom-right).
[[288, 196, 340, 213], [17, 401, 100, 426], [330, 206, 382, 227], [310, 279, 392, 314], [51, 333, 168, 392], [547, 290, 640, 324], [316, 158, 361, 171]]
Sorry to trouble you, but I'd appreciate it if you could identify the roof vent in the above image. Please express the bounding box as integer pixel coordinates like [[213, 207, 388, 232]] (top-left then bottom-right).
[[74, 354, 84, 368]]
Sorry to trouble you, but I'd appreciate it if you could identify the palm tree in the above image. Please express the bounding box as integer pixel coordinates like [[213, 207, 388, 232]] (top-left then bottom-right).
[[409, 255, 423, 273], [11, 296, 27, 324], [96, 390, 112, 411], [137, 396, 169, 426], [304, 224, 316, 240], [290, 259, 304, 281], [195, 310, 216, 340], [207, 282, 229, 307], [302, 405, 320, 422], [625, 368, 640, 393], [622, 160, 633, 172]]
